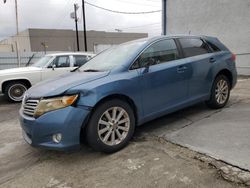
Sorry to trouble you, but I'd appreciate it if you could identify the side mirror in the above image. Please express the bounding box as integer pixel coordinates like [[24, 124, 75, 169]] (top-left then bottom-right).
[[48, 64, 56, 70], [53, 64, 56, 69], [142, 58, 157, 74]]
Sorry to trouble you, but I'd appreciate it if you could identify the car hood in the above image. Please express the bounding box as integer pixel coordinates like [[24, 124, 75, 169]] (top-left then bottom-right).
[[25, 71, 109, 98], [0, 66, 42, 75]]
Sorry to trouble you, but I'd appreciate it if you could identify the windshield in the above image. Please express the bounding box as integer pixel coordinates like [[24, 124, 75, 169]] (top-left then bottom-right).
[[79, 40, 146, 71], [32, 56, 53, 68]]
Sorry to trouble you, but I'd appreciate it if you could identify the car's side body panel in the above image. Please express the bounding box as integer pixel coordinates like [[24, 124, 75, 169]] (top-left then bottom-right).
[[138, 58, 191, 116], [0, 69, 42, 93], [66, 36, 237, 126]]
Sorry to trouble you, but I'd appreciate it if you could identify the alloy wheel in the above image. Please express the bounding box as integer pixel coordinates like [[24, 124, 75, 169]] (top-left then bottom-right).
[[215, 79, 229, 104], [97, 107, 130, 146]]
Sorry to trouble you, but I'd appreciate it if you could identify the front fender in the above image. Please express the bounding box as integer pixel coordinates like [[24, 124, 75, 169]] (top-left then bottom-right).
[[68, 71, 144, 121], [0, 77, 33, 93]]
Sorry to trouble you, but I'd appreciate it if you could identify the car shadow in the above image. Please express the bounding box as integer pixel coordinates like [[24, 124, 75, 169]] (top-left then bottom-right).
[[0, 94, 20, 105], [134, 102, 210, 138]]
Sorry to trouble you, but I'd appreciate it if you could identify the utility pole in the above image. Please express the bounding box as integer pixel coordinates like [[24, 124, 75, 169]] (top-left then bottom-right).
[[82, 0, 87, 52], [15, 0, 19, 34], [74, 4, 80, 51], [4, 0, 21, 66], [15, 0, 21, 67], [3, 0, 18, 33], [162, 0, 167, 35]]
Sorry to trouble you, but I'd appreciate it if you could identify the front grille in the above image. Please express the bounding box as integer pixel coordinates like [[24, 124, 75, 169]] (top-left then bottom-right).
[[23, 99, 39, 117]]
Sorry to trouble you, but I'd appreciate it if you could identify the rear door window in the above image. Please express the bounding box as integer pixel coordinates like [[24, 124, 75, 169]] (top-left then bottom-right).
[[54, 56, 70, 68], [178, 38, 210, 57]]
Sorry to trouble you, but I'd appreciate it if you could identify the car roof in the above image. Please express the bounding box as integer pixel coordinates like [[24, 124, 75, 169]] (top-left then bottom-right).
[[120, 34, 215, 47], [45, 52, 95, 57], [146, 34, 215, 42]]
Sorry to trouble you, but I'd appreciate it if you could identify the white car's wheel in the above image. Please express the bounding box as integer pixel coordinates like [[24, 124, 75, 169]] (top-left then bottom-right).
[[4, 82, 28, 102]]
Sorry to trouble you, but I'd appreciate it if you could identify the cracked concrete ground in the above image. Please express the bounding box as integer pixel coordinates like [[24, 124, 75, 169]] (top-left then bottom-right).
[[163, 79, 250, 171], [0, 78, 249, 188]]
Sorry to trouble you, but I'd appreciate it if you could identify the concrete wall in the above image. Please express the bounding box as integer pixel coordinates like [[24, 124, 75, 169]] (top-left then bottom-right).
[[0, 30, 31, 52], [28, 29, 148, 52], [81, 30, 148, 52], [0, 44, 13, 52], [167, 0, 250, 75]]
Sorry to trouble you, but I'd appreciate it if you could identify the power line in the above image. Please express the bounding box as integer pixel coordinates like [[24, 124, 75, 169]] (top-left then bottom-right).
[[119, 22, 161, 30], [84, 1, 161, 14], [109, 0, 160, 7], [144, 0, 160, 3]]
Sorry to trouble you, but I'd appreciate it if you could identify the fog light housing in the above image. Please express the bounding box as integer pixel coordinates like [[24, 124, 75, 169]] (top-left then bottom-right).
[[52, 133, 62, 143]]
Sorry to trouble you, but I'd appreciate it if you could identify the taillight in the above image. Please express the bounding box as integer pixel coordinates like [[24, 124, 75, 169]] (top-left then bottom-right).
[[231, 53, 236, 62]]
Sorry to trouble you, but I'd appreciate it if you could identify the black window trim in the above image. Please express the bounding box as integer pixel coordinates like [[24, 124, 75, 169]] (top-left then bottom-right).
[[129, 37, 180, 70], [203, 39, 221, 53]]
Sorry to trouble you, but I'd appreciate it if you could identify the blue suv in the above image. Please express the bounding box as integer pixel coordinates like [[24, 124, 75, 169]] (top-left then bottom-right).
[[19, 35, 237, 153]]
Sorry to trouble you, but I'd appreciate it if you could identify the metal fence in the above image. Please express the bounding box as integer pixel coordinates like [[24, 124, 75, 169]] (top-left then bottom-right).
[[0, 52, 46, 70]]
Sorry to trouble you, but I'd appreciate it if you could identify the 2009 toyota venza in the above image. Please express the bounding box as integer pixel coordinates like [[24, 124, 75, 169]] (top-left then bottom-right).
[[19, 35, 237, 153]]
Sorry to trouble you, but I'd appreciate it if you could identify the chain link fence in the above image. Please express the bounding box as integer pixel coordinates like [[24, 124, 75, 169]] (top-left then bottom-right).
[[0, 52, 53, 70]]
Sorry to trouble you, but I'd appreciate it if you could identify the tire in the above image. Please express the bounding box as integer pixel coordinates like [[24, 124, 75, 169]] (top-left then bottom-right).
[[206, 75, 230, 109], [86, 99, 135, 153], [4, 81, 28, 102]]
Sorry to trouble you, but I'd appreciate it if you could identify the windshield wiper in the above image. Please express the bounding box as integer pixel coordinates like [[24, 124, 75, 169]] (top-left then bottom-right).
[[83, 69, 100, 72]]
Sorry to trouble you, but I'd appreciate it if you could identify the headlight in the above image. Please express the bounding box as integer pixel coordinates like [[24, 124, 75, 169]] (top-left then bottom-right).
[[34, 94, 78, 118]]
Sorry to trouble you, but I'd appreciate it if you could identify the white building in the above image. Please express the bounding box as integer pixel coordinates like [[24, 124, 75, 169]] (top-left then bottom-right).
[[167, 0, 250, 75]]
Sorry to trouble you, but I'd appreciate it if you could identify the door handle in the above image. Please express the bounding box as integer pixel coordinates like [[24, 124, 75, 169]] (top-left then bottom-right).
[[209, 57, 216, 63], [177, 66, 187, 73]]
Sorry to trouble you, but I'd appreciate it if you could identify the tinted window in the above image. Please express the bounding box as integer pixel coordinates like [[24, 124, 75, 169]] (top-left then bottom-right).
[[137, 39, 179, 68], [130, 60, 140, 70], [179, 38, 210, 57], [74, 55, 88, 67], [206, 41, 221, 52], [53, 56, 70, 68]]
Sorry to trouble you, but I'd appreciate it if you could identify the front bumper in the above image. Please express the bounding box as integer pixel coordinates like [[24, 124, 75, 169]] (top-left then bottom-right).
[[19, 105, 90, 151]]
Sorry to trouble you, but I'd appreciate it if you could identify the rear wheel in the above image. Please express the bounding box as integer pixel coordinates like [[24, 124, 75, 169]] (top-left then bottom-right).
[[86, 99, 135, 153], [4, 82, 28, 102], [206, 75, 230, 109]]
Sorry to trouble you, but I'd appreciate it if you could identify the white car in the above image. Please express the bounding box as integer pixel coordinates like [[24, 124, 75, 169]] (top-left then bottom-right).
[[0, 52, 95, 102]]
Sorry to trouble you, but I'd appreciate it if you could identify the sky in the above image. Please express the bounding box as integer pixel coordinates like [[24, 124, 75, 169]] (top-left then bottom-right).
[[0, 0, 162, 39]]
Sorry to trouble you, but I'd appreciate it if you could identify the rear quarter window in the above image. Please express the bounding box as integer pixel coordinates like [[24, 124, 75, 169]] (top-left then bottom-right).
[[205, 41, 221, 52], [74, 55, 88, 67]]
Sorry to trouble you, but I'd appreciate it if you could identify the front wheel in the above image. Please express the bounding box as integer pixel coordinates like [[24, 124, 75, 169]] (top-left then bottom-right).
[[4, 82, 28, 102], [86, 99, 135, 153], [206, 75, 230, 109]]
